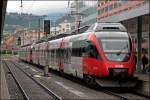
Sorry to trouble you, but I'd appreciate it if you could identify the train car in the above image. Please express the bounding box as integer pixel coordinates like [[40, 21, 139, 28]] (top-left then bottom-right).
[[19, 22, 137, 87], [54, 23, 136, 87], [19, 44, 32, 62], [47, 38, 63, 71]]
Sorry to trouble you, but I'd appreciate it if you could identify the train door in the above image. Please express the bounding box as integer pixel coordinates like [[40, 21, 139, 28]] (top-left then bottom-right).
[[29, 48, 32, 62], [82, 41, 101, 77], [47, 42, 52, 69], [63, 42, 73, 75], [44, 42, 48, 67], [59, 48, 64, 71], [70, 41, 84, 78], [27, 46, 30, 62], [25, 47, 27, 61], [40, 43, 44, 66], [34, 45, 38, 64], [39, 44, 42, 66], [32, 46, 35, 64], [63, 40, 84, 78], [37, 45, 40, 65]]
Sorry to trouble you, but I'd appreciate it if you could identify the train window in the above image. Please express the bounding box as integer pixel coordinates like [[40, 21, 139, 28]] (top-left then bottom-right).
[[56, 49, 60, 61], [49, 50, 51, 60], [100, 39, 130, 62], [71, 47, 83, 57], [60, 49, 64, 59], [54, 49, 56, 62], [51, 50, 54, 61], [64, 48, 68, 63], [55, 49, 57, 61], [68, 48, 71, 63], [84, 41, 101, 60]]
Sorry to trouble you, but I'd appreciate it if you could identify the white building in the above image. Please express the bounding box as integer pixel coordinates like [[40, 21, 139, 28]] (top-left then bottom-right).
[[70, 0, 97, 29], [50, 26, 60, 36], [59, 20, 71, 33]]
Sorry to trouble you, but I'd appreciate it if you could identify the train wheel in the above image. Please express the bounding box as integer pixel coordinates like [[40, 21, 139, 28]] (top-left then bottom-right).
[[84, 75, 96, 86], [60, 69, 64, 77]]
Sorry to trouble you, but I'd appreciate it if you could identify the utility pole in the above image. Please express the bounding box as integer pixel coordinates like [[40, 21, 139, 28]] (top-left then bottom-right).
[[70, 0, 83, 30], [38, 18, 40, 40], [20, 0, 23, 7], [38, 15, 47, 40], [23, 30, 24, 46], [54, 21, 56, 35], [75, 0, 79, 29]]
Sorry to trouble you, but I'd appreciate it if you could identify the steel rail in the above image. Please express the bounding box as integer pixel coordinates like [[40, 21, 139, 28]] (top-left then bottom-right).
[[10, 60, 62, 100], [100, 88, 149, 100], [17, 61, 131, 100], [100, 89, 130, 100], [3, 60, 29, 100], [18, 60, 149, 100]]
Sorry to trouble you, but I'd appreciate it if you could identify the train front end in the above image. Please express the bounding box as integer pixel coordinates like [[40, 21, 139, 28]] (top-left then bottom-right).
[[87, 23, 137, 87]]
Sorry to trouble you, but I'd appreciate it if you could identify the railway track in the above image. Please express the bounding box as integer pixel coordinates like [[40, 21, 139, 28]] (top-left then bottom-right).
[[99, 88, 149, 100], [8, 60, 149, 100], [3, 60, 62, 100]]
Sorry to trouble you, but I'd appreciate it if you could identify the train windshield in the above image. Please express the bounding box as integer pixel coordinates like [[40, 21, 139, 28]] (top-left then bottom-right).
[[100, 39, 130, 62], [95, 31, 131, 62]]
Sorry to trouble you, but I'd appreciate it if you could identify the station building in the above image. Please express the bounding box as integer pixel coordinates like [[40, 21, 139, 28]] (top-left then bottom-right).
[[78, 1, 97, 27]]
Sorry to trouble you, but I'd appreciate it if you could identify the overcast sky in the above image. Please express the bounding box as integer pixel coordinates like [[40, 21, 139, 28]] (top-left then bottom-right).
[[7, 1, 70, 15]]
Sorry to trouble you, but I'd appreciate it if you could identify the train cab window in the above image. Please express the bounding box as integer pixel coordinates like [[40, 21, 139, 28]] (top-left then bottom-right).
[[83, 41, 101, 60], [100, 38, 130, 62]]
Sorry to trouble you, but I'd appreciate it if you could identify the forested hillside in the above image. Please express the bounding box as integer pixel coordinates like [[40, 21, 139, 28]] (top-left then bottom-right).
[[4, 12, 65, 33]]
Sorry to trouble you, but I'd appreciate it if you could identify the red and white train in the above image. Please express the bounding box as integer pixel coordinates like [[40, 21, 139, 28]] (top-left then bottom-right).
[[19, 23, 137, 87]]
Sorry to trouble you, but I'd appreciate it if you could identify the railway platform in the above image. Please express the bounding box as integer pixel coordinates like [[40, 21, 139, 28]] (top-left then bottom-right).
[[0, 60, 10, 100], [134, 72, 150, 96]]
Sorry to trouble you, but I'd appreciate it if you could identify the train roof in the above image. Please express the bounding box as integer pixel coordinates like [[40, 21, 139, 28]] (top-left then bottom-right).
[[87, 22, 127, 32], [70, 25, 90, 35], [21, 43, 32, 47], [47, 33, 70, 41], [47, 25, 90, 41]]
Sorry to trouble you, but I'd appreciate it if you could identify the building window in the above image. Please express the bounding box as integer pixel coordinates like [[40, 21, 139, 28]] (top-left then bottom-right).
[[101, 8, 104, 13], [66, 29, 70, 32], [121, 0, 128, 4], [98, 10, 101, 14], [114, 3, 118, 8], [108, 4, 113, 11], [101, 2, 104, 6], [66, 24, 69, 28], [105, 6, 108, 12]]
